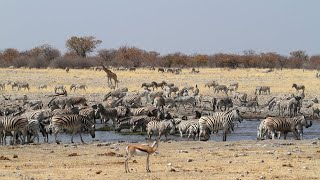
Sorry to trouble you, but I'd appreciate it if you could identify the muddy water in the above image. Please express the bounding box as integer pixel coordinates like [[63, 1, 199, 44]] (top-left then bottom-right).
[[53, 120, 320, 144]]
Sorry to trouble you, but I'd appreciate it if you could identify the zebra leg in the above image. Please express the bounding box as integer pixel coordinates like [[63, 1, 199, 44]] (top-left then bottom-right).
[[223, 130, 227, 141], [79, 131, 84, 144], [291, 128, 300, 140], [54, 128, 60, 144]]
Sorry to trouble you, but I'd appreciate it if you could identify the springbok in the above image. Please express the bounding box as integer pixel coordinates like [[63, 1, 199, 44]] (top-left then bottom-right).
[[125, 140, 159, 173]]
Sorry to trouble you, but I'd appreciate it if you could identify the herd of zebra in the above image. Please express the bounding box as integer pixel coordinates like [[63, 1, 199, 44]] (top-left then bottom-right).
[[0, 78, 316, 145]]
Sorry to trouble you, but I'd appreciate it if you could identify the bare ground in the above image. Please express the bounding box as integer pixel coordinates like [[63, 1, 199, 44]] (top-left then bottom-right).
[[0, 140, 319, 180]]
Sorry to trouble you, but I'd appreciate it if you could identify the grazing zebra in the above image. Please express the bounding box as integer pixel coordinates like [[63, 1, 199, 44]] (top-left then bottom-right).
[[38, 84, 47, 90], [18, 82, 30, 91], [51, 114, 95, 144], [93, 104, 118, 124], [127, 106, 156, 117], [122, 93, 145, 108], [54, 85, 65, 93], [198, 109, 242, 141], [174, 96, 196, 113], [233, 92, 247, 103], [141, 82, 156, 91], [263, 116, 312, 140], [0, 116, 28, 145], [214, 85, 228, 94], [292, 83, 305, 93], [146, 119, 176, 140], [70, 84, 87, 92], [204, 81, 216, 89], [255, 86, 270, 95], [152, 81, 165, 90]]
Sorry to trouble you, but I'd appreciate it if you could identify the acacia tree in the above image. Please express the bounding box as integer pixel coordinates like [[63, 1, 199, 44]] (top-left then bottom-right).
[[66, 36, 102, 58]]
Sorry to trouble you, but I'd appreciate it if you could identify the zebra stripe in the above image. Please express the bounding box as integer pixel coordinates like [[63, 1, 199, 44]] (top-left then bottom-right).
[[146, 119, 175, 140], [0, 116, 28, 145], [263, 116, 312, 140], [51, 115, 95, 144], [26, 119, 41, 143], [176, 120, 197, 137], [198, 109, 242, 141]]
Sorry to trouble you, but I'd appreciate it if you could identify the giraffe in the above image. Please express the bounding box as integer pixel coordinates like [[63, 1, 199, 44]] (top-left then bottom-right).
[[101, 65, 119, 87]]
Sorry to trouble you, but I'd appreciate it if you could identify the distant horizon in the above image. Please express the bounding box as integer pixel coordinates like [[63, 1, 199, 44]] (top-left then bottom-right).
[[1, 0, 319, 56]]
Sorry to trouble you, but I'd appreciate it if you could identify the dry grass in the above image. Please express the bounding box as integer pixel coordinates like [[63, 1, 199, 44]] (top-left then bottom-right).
[[0, 67, 318, 98]]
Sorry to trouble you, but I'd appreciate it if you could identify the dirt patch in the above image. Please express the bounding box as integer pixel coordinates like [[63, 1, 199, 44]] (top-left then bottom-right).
[[0, 156, 10, 160]]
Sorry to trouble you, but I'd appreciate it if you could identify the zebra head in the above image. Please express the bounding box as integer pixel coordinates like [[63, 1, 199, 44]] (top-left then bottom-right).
[[299, 115, 312, 128], [231, 109, 243, 123]]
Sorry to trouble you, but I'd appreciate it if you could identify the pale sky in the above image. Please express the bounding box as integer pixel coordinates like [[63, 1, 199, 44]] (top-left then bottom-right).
[[0, 0, 319, 55]]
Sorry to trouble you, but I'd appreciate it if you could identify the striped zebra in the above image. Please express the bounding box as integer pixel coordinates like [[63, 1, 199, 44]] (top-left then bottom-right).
[[198, 109, 242, 141], [263, 116, 312, 140], [51, 115, 95, 144], [26, 119, 41, 143], [146, 119, 176, 140], [187, 123, 209, 140], [130, 115, 156, 132], [94, 104, 118, 124], [70, 84, 87, 92], [79, 107, 96, 122], [176, 120, 197, 138], [0, 116, 28, 145], [174, 96, 196, 113]]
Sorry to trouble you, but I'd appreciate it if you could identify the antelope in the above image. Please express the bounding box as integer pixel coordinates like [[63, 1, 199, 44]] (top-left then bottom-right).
[[125, 140, 159, 173]]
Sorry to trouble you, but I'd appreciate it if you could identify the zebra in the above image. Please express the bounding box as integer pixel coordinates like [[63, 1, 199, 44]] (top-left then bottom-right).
[[26, 119, 41, 143], [153, 96, 165, 113], [54, 85, 65, 93], [204, 81, 216, 89], [0, 116, 28, 145], [279, 96, 301, 117], [70, 84, 87, 92], [38, 84, 47, 90], [174, 96, 196, 113], [216, 97, 233, 111], [127, 106, 156, 117], [51, 107, 79, 116], [8, 81, 19, 90], [141, 82, 155, 90], [263, 116, 312, 140], [22, 109, 52, 142], [229, 82, 239, 90], [198, 109, 242, 141], [255, 86, 270, 95], [122, 93, 144, 108], [130, 115, 156, 132], [152, 81, 165, 90], [146, 119, 176, 140], [214, 85, 228, 94], [51, 114, 95, 144], [17, 82, 30, 91], [79, 106, 96, 122], [292, 83, 305, 93], [104, 87, 128, 100], [23, 99, 43, 110], [93, 104, 118, 125], [176, 120, 198, 138]]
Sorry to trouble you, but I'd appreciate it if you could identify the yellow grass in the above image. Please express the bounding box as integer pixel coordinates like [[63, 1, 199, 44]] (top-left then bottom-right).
[[0, 67, 318, 98]]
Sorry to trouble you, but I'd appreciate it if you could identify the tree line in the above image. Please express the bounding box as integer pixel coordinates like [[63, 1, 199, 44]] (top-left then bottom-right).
[[0, 36, 319, 69]]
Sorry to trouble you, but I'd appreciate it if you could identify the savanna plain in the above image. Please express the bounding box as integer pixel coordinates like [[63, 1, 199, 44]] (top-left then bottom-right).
[[0, 68, 320, 180]]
